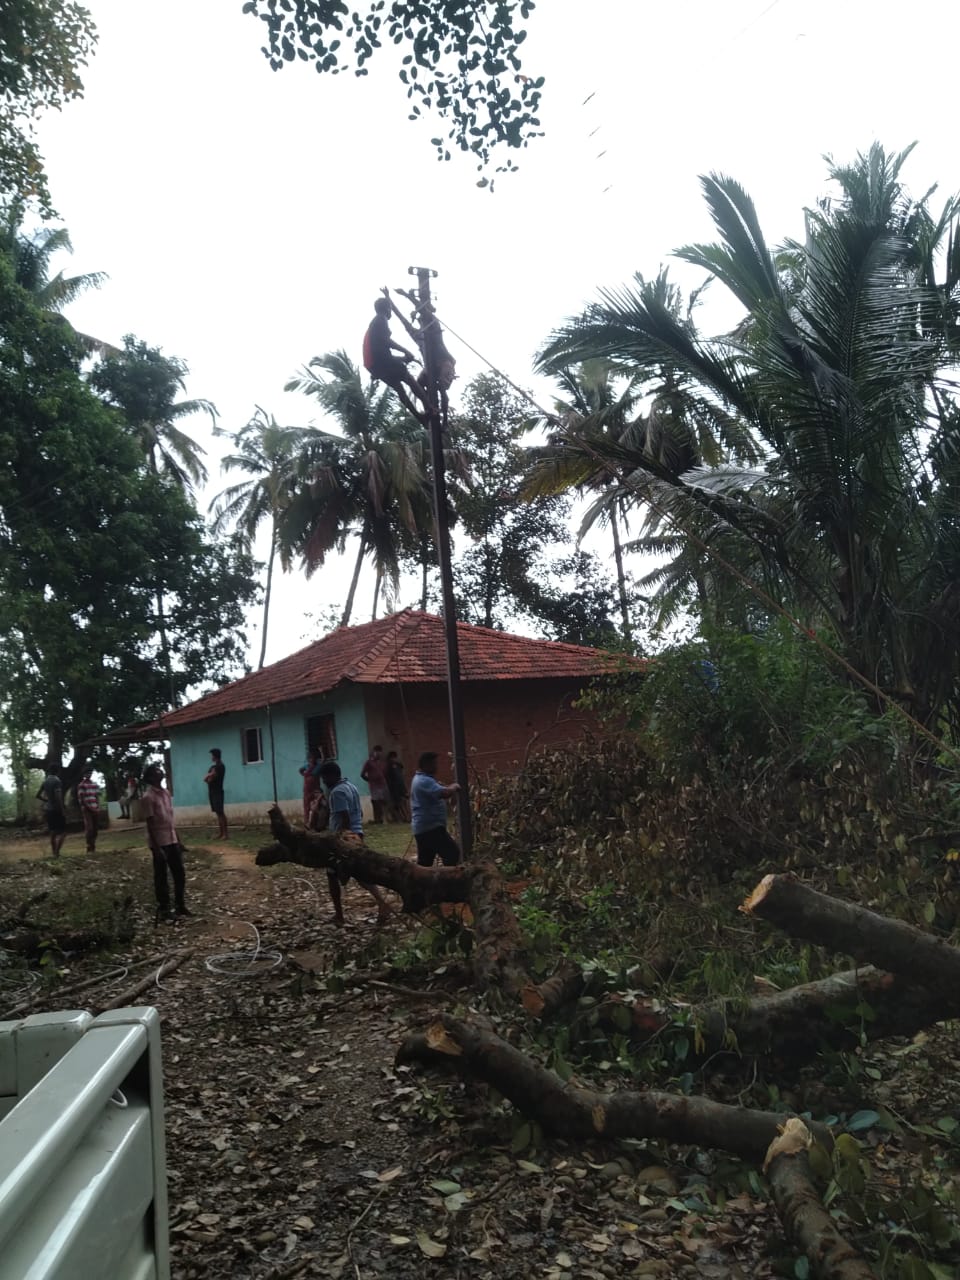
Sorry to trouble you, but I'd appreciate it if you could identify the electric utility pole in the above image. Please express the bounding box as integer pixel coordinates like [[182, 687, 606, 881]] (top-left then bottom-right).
[[409, 265, 473, 858]]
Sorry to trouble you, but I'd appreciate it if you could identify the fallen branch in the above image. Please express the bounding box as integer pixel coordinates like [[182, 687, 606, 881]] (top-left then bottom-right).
[[259, 807, 531, 997], [764, 1119, 876, 1280], [744, 872, 960, 999], [0, 953, 168, 1020], [599, 965, 955, 1065], [257, 808, 474, 914], [521, 959, 586, 1017], [97, 949, 194, 1011], [396, 1013, 833, 1162], [368, 980, 457, 1002]]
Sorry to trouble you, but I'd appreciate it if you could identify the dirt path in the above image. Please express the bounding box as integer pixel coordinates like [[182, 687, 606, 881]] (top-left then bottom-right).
[[3, 839, 785, 1279]]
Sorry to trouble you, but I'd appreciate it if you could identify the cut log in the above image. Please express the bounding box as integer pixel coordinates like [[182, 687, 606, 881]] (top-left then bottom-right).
[[764, 1119, 876, 1280], [744, 872, 960, 999], [521, 960, 586, 1017], [600, 966, 957, 1065], [396, 1013, 833, 1161]]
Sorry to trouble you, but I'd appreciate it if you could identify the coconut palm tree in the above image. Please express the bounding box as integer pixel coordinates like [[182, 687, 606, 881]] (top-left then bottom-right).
[[532, 274, 760, 639], [537, 144, 960, 734], [90, 335, 215, 488], [0, 198, 113, 351], [524, 360, 643, 643], [210, 407, 319, 668], [89, 335, 217, 707], [281, 350, 429, 626]]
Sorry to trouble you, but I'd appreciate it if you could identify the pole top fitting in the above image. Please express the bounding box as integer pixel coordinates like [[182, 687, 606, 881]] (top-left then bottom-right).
[[408, 266, 438, 278]]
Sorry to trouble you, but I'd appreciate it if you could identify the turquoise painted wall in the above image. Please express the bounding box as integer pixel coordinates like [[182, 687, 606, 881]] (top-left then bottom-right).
[[167, 686, 374, 809]]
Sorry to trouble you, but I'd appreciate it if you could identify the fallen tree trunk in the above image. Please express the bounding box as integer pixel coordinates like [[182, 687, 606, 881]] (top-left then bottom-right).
[[764, 1120, 876, 1280], [744, 872, 960, 998], [396, 1013, 833, 1161], [259, 808, 531, 996], [595, 965, 957, 1065], [257, 808, 474, 913]]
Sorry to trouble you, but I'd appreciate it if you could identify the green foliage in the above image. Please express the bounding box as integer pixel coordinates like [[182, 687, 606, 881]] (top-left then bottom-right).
[[478, 625, 960, 932], [0, 199, 105, 315], [450, 373, 620, 638], [610, 621, 904, 779], [90, 335, 215, 489], [0, 1, 96, 210], [243, 0, 543, 174], [538, 145, 960, 736], [282, 349, 431, 623], [0, 253, 257, 774]]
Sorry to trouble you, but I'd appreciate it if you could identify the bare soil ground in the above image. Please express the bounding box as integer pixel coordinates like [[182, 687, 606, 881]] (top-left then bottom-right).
[[2, 825, 959, 1278]]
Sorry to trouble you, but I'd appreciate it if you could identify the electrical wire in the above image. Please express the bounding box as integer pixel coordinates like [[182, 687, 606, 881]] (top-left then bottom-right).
[[286, 876, 323, 909], [203, 922, 283, 977]]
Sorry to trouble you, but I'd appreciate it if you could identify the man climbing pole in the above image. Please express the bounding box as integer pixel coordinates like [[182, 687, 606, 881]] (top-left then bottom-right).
[[382, 287, 457, 415], [362, 296, 426, 419]]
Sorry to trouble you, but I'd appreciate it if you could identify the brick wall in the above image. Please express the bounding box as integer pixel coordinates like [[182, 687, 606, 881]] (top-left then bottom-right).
[[363, 678, 602, 785]]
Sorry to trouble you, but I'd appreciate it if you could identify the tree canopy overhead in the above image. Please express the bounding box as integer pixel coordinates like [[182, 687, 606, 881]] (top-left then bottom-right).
[[536, 143, 960, 735], [242, 0, 543, 172], [0, 1, 97, 210], [0, 242, 255, 781]]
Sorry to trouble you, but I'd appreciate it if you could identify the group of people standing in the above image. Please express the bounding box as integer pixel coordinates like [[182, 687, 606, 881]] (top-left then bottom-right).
[[36, 739, 463, 929], [299, 743, 462, 925], [37, 763, 102, 858], [300, 744, 408, 829]]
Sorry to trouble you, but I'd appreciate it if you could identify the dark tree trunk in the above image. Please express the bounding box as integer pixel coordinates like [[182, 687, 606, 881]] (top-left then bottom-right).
[[258, 519, 276, 670], [259, 809, 532, 996], [341, 526, 366, 627], [610, 504, 631, 644], [764, 1121, 877, 1280], [601, 966, 955, 1065], [744, 872, 960, 1000], [396, 1014, 834, 1161]]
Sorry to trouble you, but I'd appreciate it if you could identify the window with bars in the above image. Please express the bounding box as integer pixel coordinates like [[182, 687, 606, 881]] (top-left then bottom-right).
[[242, 727, 264, 764], [305, 714, 337, 760]]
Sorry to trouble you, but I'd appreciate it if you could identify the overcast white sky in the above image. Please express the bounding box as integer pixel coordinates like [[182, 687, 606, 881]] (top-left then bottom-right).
[[32, 0, 960, 667]]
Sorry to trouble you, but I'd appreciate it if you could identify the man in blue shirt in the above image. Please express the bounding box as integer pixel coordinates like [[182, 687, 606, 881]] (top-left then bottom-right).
[[319, 761, 391, 926], [410, 751, 462, 867]]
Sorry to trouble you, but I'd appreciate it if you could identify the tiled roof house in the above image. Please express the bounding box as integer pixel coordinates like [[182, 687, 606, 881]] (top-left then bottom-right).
[[154, 610, 642, 821]]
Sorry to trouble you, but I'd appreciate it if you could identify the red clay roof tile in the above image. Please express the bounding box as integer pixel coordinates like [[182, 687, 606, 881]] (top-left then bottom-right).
[[156, 610, 644, 730]]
